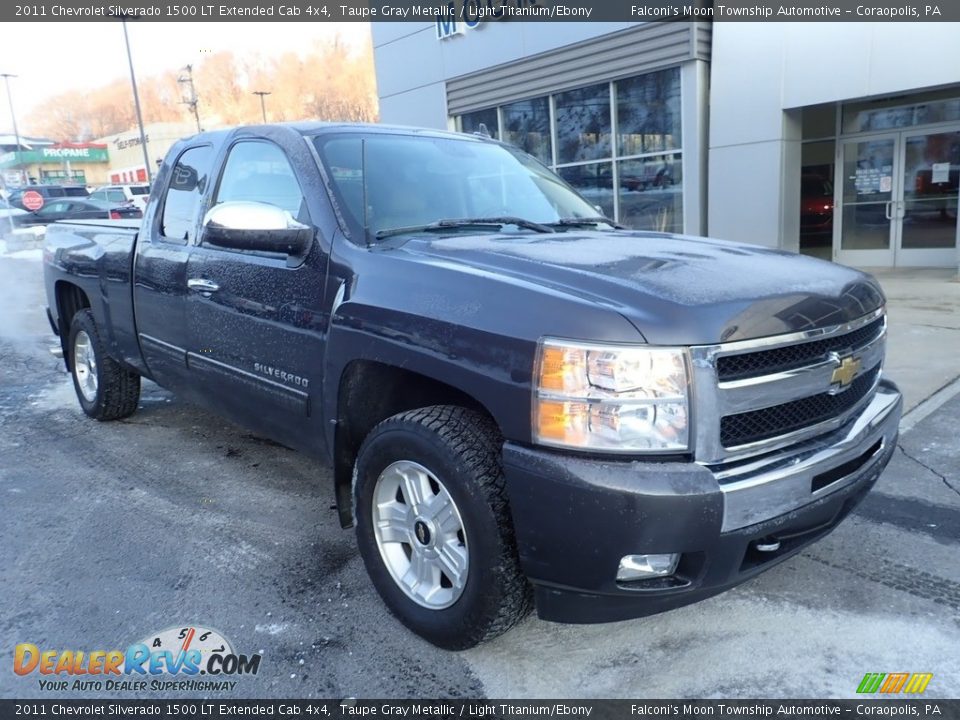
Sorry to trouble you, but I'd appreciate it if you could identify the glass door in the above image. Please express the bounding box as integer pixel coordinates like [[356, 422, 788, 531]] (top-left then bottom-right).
[[834, 134, 899, 267], [895, 127, 960, 266]]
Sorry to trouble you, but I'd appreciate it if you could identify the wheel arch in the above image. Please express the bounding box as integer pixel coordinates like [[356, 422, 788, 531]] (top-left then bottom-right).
[[55, 280, 91, 370], [332, 359, 499, 529]]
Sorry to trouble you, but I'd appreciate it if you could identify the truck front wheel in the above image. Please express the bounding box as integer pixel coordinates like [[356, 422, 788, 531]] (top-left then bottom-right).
[[354, 405, 532, 649], [68, 310, 140, 421]]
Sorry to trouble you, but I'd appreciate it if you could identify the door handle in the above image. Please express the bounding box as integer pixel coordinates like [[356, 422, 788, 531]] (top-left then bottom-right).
[[884, 201, 893, 220], [187, 278, 220, 294]]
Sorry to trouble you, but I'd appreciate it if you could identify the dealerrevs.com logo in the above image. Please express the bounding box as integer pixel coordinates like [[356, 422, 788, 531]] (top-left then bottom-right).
[[14, 625, 261, 693]]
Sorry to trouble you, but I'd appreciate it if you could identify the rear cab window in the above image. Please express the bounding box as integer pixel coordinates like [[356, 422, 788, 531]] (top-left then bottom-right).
[[160, 145, 214, 244]]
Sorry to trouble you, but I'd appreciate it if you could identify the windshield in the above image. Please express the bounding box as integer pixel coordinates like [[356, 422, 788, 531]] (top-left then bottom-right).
[[314, 133, 605, 240]]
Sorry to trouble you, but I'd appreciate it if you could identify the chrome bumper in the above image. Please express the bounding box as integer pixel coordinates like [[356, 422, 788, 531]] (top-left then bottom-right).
[[710, 379, 902, 532]]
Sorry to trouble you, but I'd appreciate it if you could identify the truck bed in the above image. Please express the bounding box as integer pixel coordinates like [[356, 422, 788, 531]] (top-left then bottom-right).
[[44, 219, 142, 375]]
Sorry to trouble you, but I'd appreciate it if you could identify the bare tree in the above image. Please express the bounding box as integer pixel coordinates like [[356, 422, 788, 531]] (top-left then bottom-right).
[[25, 34, 379, 141]]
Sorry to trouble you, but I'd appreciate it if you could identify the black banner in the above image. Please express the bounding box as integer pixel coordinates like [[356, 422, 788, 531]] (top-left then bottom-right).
[[1, 700, 958, 719], [3, 0, 959, 23]]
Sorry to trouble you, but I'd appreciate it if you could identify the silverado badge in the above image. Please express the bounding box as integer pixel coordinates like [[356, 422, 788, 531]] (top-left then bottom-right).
[[830, 354, 862, 390]]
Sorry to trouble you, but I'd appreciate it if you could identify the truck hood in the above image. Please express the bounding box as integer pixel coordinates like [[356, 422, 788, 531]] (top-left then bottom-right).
[[401, 230, 885, 345]]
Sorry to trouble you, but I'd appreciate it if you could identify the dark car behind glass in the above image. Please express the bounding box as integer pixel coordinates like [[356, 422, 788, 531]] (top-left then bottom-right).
[[15, 198, 142, 227]]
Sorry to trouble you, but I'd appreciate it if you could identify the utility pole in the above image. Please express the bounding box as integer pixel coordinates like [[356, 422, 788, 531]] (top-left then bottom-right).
[[253, 91, 271, 123], [121, 22, 152, 184], [178, 65, 201, 133], [1, 73, 26, 186]]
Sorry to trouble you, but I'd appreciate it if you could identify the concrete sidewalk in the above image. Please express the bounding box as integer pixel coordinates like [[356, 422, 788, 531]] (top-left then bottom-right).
[[870, 268, 960, 413]]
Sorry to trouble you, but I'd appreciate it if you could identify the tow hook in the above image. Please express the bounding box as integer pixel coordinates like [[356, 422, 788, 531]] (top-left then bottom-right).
[[754, 537, 781, 553]]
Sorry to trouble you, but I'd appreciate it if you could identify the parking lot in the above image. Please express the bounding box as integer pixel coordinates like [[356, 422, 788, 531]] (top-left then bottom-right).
[[1, 247, 959, 700]]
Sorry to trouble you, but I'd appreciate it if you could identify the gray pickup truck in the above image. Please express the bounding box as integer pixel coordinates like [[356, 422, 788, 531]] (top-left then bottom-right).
[[43, 123, 902, 649]]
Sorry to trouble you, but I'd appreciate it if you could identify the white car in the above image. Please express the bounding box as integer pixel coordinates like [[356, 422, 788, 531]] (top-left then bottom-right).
[[88, 184, 151, 211]]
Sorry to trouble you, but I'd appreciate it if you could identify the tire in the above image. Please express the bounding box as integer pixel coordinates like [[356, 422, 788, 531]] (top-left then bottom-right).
[[354, 405, 532, 649], [68, 309, 140, 421]]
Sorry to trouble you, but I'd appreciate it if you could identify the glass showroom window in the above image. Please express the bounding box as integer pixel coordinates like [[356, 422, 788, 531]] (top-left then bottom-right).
[[554, 83, 612, 164], [617, 70, 681, 155], [615, 68, 683, 233], [501, 97, 552, 166], [617, 154, 682, 233], [455, 66, 685, 231], [460, 108, 499, 139], [558, 162, 614, 219]]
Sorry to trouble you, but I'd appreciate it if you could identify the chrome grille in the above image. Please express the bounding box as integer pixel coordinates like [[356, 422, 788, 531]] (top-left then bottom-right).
[[716, 316, 885, 381], [719, 365, 881, 447], [690, 308, 886, 464]]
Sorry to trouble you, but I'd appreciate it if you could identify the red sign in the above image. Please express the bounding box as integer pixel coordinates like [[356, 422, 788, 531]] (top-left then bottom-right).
[[22, 190, 44, 211]]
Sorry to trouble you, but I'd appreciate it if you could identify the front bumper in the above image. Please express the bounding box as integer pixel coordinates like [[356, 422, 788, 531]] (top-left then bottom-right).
[[502, 379, 902, 624]]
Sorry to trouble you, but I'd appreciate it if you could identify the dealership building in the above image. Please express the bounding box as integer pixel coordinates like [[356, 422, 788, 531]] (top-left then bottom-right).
[[371, 21, 960, 269]]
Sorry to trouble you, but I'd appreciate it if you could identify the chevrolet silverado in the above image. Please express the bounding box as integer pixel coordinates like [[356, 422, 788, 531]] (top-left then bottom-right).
[[43, 123, 902, 649]]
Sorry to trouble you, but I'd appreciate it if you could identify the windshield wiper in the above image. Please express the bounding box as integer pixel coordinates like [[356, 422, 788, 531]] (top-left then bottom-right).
[[375, 216, 555, 240], [546, 216, 623, 229]]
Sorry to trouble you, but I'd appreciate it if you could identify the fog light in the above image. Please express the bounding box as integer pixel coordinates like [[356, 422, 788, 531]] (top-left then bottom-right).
[[617, 553, 680, 581]]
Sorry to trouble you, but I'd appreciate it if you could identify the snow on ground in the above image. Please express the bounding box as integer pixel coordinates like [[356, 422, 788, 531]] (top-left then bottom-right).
[[0, 229, 45, 260], [5, 248, 43, 262]]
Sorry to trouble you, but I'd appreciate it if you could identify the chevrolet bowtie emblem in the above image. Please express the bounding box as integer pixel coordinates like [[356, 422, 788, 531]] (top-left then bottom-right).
[[831, 354, 862, 389]]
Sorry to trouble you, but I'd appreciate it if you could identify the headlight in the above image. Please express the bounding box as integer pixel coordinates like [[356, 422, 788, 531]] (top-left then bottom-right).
[[533, 339, 690, 452]]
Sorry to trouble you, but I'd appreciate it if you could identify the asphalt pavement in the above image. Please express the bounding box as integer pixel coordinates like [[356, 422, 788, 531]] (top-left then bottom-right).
[[1, 248, 958, 700]]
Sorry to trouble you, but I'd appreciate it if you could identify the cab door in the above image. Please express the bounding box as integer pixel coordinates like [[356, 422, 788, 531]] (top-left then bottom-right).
[[183, 137, 331, 453], [132, 144, 215, 395]]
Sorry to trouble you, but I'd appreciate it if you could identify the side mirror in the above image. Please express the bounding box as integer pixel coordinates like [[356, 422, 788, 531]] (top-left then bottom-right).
[[202, 201, 312, 255]]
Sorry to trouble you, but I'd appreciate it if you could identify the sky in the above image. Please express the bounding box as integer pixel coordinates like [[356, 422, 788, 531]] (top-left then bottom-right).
[[0, 22, 372, 136]]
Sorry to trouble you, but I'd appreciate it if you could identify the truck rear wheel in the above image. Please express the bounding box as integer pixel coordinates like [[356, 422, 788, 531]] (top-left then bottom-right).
[[68, 310, 140, 421], [353, 405, 532, 649]]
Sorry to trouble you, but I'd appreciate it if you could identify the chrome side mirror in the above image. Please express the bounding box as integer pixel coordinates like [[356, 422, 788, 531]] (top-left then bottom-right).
[[202, 201, 312, 255]]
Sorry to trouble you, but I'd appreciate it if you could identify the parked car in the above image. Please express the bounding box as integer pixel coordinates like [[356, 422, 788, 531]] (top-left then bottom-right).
[[43, 123, 901, 650], [16, 198, 142, 227], [7, 184, 89, 210], [88, 184, 151, 211]]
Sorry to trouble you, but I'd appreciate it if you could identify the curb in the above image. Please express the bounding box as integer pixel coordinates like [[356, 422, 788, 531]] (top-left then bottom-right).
[[899, 375, 960, 434]]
